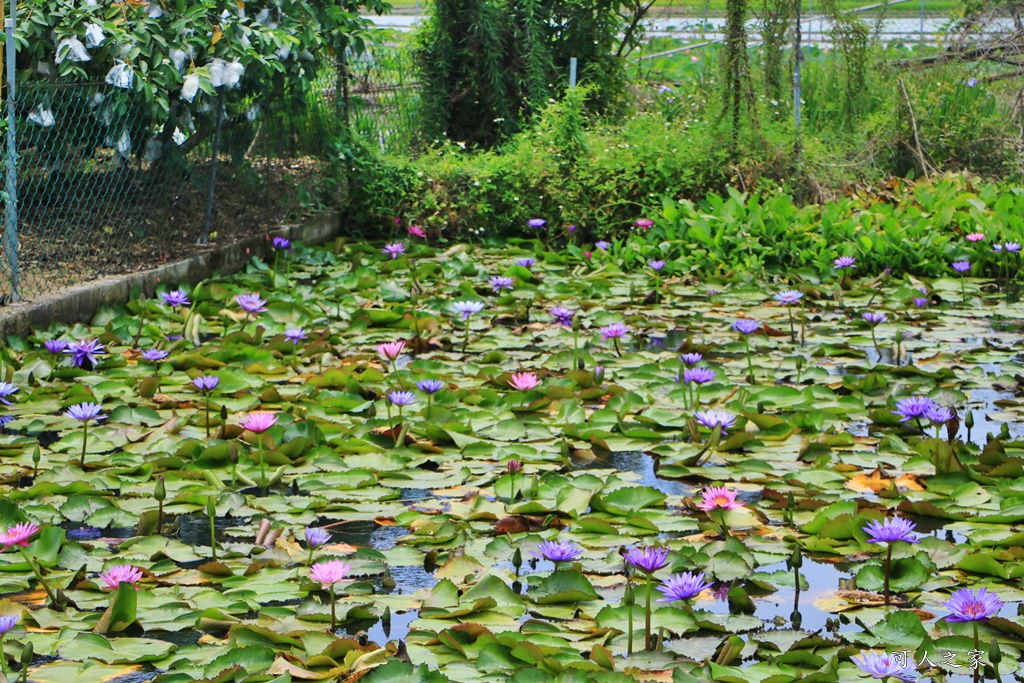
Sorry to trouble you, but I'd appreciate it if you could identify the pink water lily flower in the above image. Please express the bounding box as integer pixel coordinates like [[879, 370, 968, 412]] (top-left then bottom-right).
[[0, 522, 40, 552], [309, 559, 352, 589], [509, 372, 540, 391], [99, 565, 144, 590], [240, 411, 278, 433], [378, 341, 405, 360], [697, 485, 744, 511]]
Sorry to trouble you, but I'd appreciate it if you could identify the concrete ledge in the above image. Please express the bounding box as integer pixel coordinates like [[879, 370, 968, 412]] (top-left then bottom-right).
[[0, 212, 341, 339]]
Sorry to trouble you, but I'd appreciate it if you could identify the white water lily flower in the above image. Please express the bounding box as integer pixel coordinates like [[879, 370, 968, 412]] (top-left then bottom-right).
[[105, 62, 134, 89], [84, 23, 105, 48], [28, 106, 55, 127], [56, 37, 90, 64]]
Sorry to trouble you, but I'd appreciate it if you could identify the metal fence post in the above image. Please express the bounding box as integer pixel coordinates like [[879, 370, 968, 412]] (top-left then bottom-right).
[[200, 91, 224, 245], [3, 0, 20, 301]]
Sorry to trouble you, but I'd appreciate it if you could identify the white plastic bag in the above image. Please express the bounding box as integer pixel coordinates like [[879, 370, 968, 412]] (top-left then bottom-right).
[[181, 73, 200, 102], [84, 23, 105, 48], [28, 106, 55, 127], [105, 62, 135, 89], [56, 37, 90, 64]]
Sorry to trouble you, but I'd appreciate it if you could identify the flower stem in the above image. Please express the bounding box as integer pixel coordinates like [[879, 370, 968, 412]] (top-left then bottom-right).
[[883, 542, 893, 606], [80, 421, 88, 469], [19, 548, 58, 607], [626, 577, 634, 656], [644, 572, 653, 651], [718, 508, 729, 537], [259, 441, 267, 496], [307, 546, 314, 568], [462, 322, 470, 354], [787, 304, 795, 343], [973, 621, 980, 683], [329, 584, 337, 631], [209, 506, 217, 562], [743, 337, 754, 384], [870, 327, 880, 358], [205, 394, 211, 439], [572, 327, 579, 372], [613, 338, 621, 358]]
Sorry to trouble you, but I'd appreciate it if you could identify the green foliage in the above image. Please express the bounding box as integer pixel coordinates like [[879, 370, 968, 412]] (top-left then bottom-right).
[[8, 0, 389, 135], [413, 0, 640, 148]]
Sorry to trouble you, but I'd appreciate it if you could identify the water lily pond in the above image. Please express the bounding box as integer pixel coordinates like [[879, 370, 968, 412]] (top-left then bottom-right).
[[1, 237, 1024, 683]]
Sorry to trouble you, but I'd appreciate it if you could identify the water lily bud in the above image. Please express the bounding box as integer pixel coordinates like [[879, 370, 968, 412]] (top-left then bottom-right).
[[756, 401, 765, 414], [32, 445, 41, 468], [154, 475, 165, 502], [965, 410, 975, 429], [786, 491, 795, 509], [989, 636, 1001, 664], [794, 356, 805, 370], [206, 496, 216, 518], [512, 548, 522, 570], [21, 640, 33, 666], [594, 366, 605, 383], [790, 547, 803, 569], [572, 315, 580, 333], [623, 579, 635, 606], [220, 405, 228, 421], [507, 459, 521, 475], [382, 605, 392, 630]]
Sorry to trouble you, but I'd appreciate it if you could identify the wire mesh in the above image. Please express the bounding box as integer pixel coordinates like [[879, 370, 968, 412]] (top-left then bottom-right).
[[346, 45, 421, 154], [0, 45, 421, 306]]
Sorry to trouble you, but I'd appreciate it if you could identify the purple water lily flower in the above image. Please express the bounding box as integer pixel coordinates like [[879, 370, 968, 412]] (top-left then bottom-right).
[[284, 328, 307, 344], [273, 236, 292, 250], [452, 300, 485, 319], [774, 290, 803, 305], [550, 306, 575, 327], [834, 256, 857, 270], [532, 540, 582, 563], [388, 390, 416, 407], [0, 382, 18, 406], [600, 323, 630, 340], [679, 353, 702, 365], [657, 571, 713, 602], [235, 292, 268, 315], [65, 339, 107, 369], [892, 396, 937, 422], [951, 260, 971, 274], [694, 409, 736, 430], [913, 297, 929, 308], [44, 339, 69, 354], [192, 375, 219, 392], [732, 319, 760, 335], [382, 242, 406, 259], [943, 587, 1003, 622], [863, 517, 919, 545], [624, 546, 670, 574], [853, 651, 916, 681], [141, 349, 169, 362], [416, 379, 444, 394], [862, 312, 888, 325], [683, 367, 716, 385], [305, 527, 330, 548], [65, 402, 104, 422], [516, 258, 535, 268], [489, 276, 515, 293], [925, 405, 954, 425], [159, 289, 190, 308]]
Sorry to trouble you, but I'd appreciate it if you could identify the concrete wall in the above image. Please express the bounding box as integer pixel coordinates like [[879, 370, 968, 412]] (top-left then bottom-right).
[[0, 212, 341, 339]]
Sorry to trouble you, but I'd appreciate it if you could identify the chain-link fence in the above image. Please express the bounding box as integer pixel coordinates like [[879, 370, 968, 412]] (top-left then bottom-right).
[[0, 43, 419, 306]]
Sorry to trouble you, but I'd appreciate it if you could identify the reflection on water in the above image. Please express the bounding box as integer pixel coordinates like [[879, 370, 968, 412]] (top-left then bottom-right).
[[579, 451, 694, 497]]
